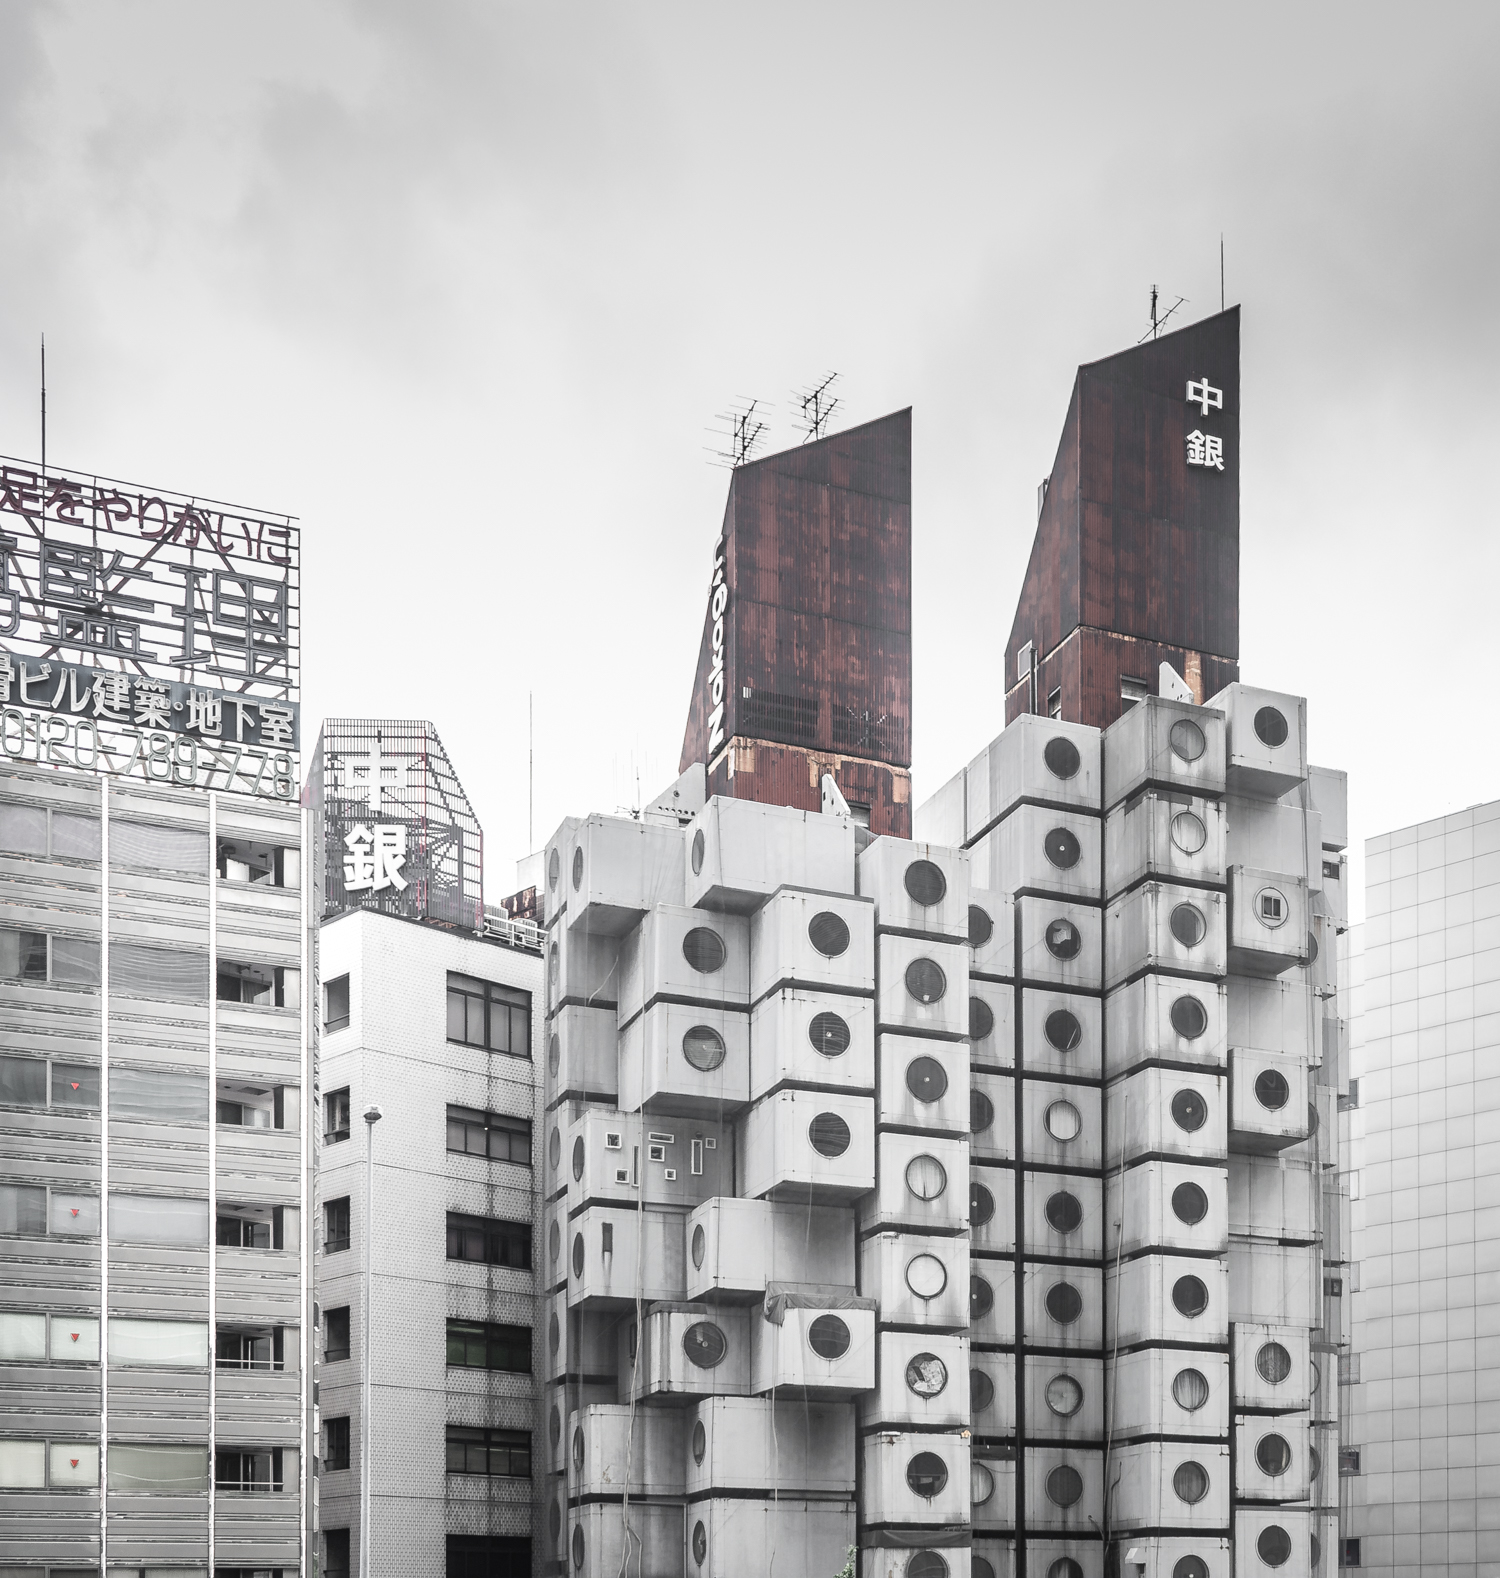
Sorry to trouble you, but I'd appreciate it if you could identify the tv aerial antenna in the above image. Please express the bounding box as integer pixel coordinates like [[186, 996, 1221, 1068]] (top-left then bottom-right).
[[707, 398, 770, 469], [1138, 285, 1187, 344], [793, 372, 842, 443]]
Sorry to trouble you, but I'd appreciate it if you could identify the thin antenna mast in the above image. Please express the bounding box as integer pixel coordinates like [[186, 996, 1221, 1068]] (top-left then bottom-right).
[[40, 335, 46, 480], [1138, 288, 1187, 345], [528, 692, 534, 851], [793, 372, 842, 444], [1220, 235, 1225, 312]]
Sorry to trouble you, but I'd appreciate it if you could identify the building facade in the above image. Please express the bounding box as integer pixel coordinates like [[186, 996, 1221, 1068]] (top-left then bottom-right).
[[0, 460, 313, 1575]]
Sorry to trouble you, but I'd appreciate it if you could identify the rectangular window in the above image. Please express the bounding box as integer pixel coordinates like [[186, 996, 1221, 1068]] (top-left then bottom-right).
[[446, 973, 531, 1057], [447, 1535, 533, 1578], [324, 1197, 351, 1254], [50, 935, 101, 985], [444, 1425, 531, 1479], [325, 1529, 351, 1578], [107, 1442, 210, 1492], [445, 1105, 531, 1166], [325, 1305, 351, 1362], [1339, 1447, 1362, 1474], [52, 1062, 100, 1108], [0, 1311, 47, 1360], [324, 1088, 351, 1144], [109, 1193, 208, 1247], [111, 819, 209, 873], [1339, 1539, 1361, 1568], [1120, 676, 1150, 711], [217, 1214, 272, 1249], [51, 1315, 100, 1361], [109, 1318, 209, 1368], [1047, 687, 1062, 719], [49, 1192, 100, 1235], [0, 802, 48, 854], [218, 960, 300, 1009], [325, 973, 351, 1030], [446, 1319, 531, 1374], [0, 1439, 46, 1488], [217, 837, 300, 888], [0, 1054, 47, 1108], [51, 811, 101, 860], [445, 1212, 531, 1270], [111, 940, 209, 1001], [109, 1066, 209, 1124], [0, 928, 49, 983], [323, 1415, 350, 1471], [0, 1183, 47, 1236], [216, 1081, 277, 1128], [215, 1446, 284, 1493], [217, 1327, 282, 1371]]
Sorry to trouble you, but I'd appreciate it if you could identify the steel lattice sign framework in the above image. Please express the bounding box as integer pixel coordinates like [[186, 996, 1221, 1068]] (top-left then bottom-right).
[[0, 458, 300, 800]]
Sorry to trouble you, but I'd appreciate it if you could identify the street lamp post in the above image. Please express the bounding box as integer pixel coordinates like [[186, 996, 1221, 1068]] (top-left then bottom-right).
[[361, 1104, 382, 1577]]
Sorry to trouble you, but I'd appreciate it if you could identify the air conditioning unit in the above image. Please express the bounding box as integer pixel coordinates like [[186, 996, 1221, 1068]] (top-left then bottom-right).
[[1021, 1443, 1103, 1533], [567, 1402, 686, 1497], [1018, 1263, 1100, 1350], [1109, 1440, 1230, 1532], [1102, 694, 1228, 811], [860, 1230, 972, 1332], [616, 904, 750, 1029], [968, 888, 1015, 982], [686, 1197, 855, 1302], [1228, 1156, 1318, 1243], [620, 1304, 751, 1403], [737, 1089, 876, 1201], [1226, 1240, 1319, 1328], [1233, 1409, 1312, 1502], [564, 1203, 687, 1308], [1104, 1161, 1228, 1258], [969, 1074, 1014, 1164], [968, 804, 1102, 903], [1227, 1048, 1311, 1154], [967, 1347, 1017, 1439], [1103, 787, 1228, 899], [1019, 1079, 1102, 1169], [1104, 881, 1227, 992], [686, 1396, 855, 1495], [860, 1330, 974, 1432], [968, 1164, 1016, 1257], [564, 1108, 730, 1214], [541, 1291, 615, 1385], [1022, 1354, 1103, 1442], [751, 1293, 877, 1396], [967, 978, 1014, 1071], [1203, 684, 1307, 801], [1232, 1323, 1312, 1413], [1021, 988, 1102, 1079], [1231, 1506, 1312, 1576], [545, 921, 621, 1017], [861, 1429, 971, 1526], [860, 1131, 971, 1234], [616, 1000, 750, 1117], [567, 1500, 683, 1578], [877, 1033, 970, 1133], [876, 934, 971, 1039], [1103, 974, 1228, 1080], [966, 714, 1103, 840], [1104, 1066, 1227, 1169], [566, 812, 687, 937], [971, 1444, 1019, 1534], [685, 798, 857, 913], [1227, 867, 1309, 977], [1109, 1346, 1229, 1439], [749, 888, 876, 1003], [545, 1004, 618, 1111], [749, 988, 876, 1101], [1021, 1170, 1103, 1260], [683, 1499, 857, 1578], [1105, 1254, 1229, 1347], [1015, 897, 1101, 992], [857, 837, 973, 942], [1224, 794, 1317, 883], [542, 815, 583, 928]]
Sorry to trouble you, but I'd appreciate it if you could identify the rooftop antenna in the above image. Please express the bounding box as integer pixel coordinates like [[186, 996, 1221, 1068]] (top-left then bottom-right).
[[1220, 235, 1225, 312], [706, 398, 770, 469], [793, 372, 842, 443], [1138, 286, 1187, 344], [40, 334, 46, 481], [528, 691, 533, 851]]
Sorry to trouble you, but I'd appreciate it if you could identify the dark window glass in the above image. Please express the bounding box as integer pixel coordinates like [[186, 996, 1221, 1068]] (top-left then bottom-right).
[[1044, 1009, 1082, 1052], [1253, 706, 1289, 748], [217, 1214, 272, 1249], [447, 1535, 533, 1578], [1043, 737, 1080, 779], [325, 1306, 351, 1362], [215, 1447, 283, 1492], [808, 1011, 851, 1056], [1044, 827, 1081, 869], [1045, 1282, 1082, 1324], [1044, 918, 1081, 960], [681, 928, 726, 973], [446, 1211, 531, 1269], [1170, 1089, 1208, 1131], [1045, 1191, 1083, 1233], [808, 1113, 851, 1157], [970, 1367, 994, 1411], [968, 905, 994, 948], [1171, 1182, 1209, 1225], [1170, 995, 1208, 1039], [215, 1329, 278, 1370], [445, 1105, 531, 1165], [325, 1528, 351, 1578], [1172, 1275, 1209, 1318], [323, 1415, 350, 1471], [905, 1056, 948, 1103], [970, 1182, 994, 1226], [905, 1450, 948, 1497], [904, 860, 947, 907], [0, 1054, 47, 1107], [969, 997, 994, 1041], [447, 973, 532, 1057], [446, 1318, 531, 1373], [807, 912, 850, 958], [905, 957, 947, 1004], [325, 974, 350, 1030], [324, 1088, 351, 1144], [445, 1424, 532, 1478], [1255, 1069, 1291, 1110], [806, 1315, 850, 1359], [970, 1089, 994, 1134], [0, 928, 48, 982], [324, 1197, 351, 1254], [0, 1183, 47, 1235]]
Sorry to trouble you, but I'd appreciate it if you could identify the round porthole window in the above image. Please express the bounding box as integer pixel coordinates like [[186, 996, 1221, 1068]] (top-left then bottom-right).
[[1170, 995, 1208, 1039], [905, 1254, 948, 1300], [904, 860, 948, 907], [905, 1352, 949, 1396], [1308, 928, 1320, 964], [691, 1420, 706, 1465], [572, 1426, 584, 1473], [548, 1034, 560, 1077], [905, 1451, 949, 1498], [691, 1520, 707, 1566], [1045, 918, 1082, 959], [1045, 1281, 1083, 1325], [1255, 887, 1288, 928], [1172, 1367, 1209, 1410], [808, 911, 850, 958], [1169, 718, 1206, 762], [571, 1233, 584, 1278], [1173, 1562, 1209, 1578], [1255, 1069, 1290, 1110], [909, 1556, 949, 1578], [1045, 1464, 1083, 1507], [691, 829, 705, 875], [691, 1224, 706, 1268], [1171, 1181, 1209, 1225], [971, 1462, 995, 1505], [1308, 1100, 1320, 1135], [548, 1498, 562, 1544], [1171, 811, 1208, 855], [905, 1154, 948, 1201], [1044, 737, 1081, 779], [906, 958, 947, 1004], [1256, 1526, 1292, 1568], [682, 927, 726, 973], [1257, 1341, 1292, 1384], [572, 846, 583, 891], [548, 1311, 560, 1356], [969, 1366, 992, 1410], [1311, 1362, 1321, 1394], [1256, 1433, 1292, 1476], [682, 1025, 726, 1072], [549, 1405, 561, 1449], [1045, 1373, 1083, 1416], [807, 1314, 850, 1359], [1049, 1563, 1084, 1578], [1045, 1009, 1083, 1052], [1045, 1191, 1083, 1233], [572, 1523, 584, 1570], [970, 1181, 994, 1226], [548, 943, 559, 997], [809, 1113, 851, 1157], [1045, 827, 1081, 869], [1172, 1275, 1209, 1318], [549, 1127, 562, 1172], [970, 1274, 994, 1320], [1171, 903, 1207, 947], [1311, 1448, 1321, 1482], [549, 1220, 561, 1266], [1311, 1536, 1322, 1567], [969, 996, 995, 1041], [971, 1089, 994, 1134], [808, 1011, 851, 1057], [682, 1321, 727, 1368], [1254, 706, 1289, 749], [571, 1136, 584, 1181], [548, 848, 561, 891], [1045, 1100, 1082, 1142], [1173, 1460, 1209, 1504], [969, 905, 994, 948], [1171, 1089, 1208, 1131], [906, 1056, 949, 1103]]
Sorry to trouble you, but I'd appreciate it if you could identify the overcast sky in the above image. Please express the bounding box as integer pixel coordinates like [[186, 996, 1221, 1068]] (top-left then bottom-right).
[[2, 3, 1496, 915]]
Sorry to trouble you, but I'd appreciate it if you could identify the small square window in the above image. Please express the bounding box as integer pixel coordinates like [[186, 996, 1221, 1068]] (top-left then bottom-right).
[[323, 1415, 350, 1471], [325, 1305, 351, 1362], [1339, 1538, 1361, 1568], [1339, 1446, 1361, 1474], [324, 1088, 351, 1145], [324, 1197, 351, 1254], [1120, 677, 1150, 712], [1047, 687, 1062, 719], [325, 974, 350, 1031]]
